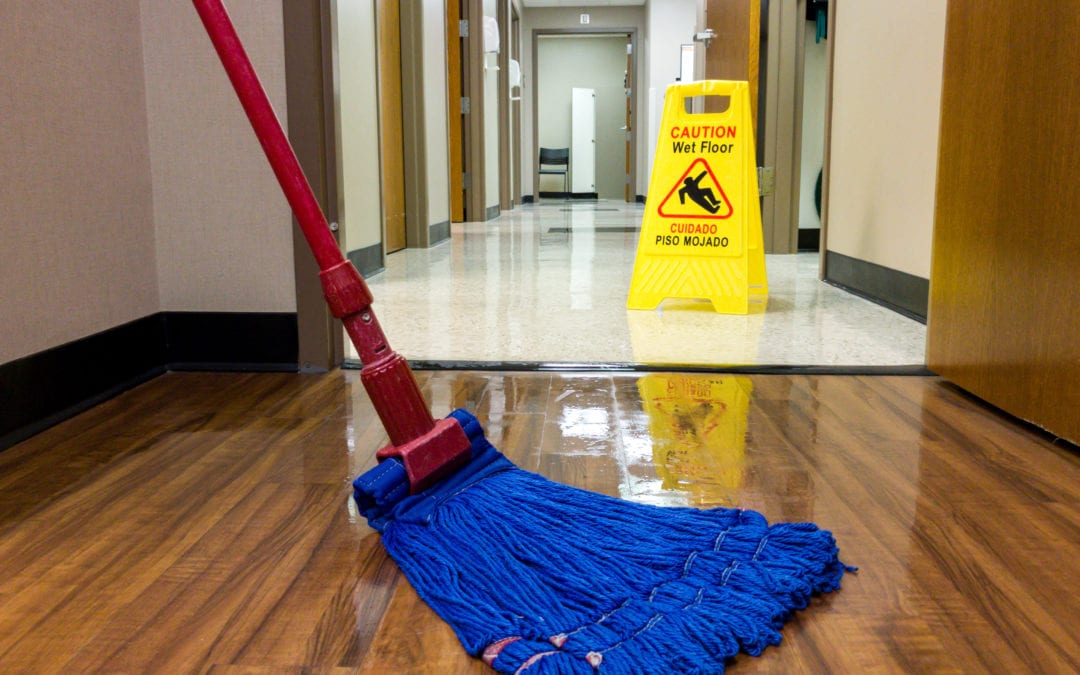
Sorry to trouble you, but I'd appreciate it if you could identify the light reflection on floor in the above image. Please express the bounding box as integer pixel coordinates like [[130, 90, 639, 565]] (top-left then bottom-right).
[[352, 201, 926, 366]]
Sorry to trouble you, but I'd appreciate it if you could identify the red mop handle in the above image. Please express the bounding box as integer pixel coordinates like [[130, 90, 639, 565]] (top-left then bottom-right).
[[193, 0, 470, 491]]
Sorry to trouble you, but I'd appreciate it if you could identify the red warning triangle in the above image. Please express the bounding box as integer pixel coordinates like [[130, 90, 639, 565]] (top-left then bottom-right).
[[656, 158, 733, 219]]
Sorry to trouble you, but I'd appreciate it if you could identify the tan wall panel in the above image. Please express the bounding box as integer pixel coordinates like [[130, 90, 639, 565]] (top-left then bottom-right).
[[0, 1, 158, 364], [141, 0, 295, 312], [826, 0, 947, 278]]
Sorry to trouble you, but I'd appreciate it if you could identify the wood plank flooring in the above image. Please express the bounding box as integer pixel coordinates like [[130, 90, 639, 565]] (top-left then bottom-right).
[[0, 370, 1077, 673]]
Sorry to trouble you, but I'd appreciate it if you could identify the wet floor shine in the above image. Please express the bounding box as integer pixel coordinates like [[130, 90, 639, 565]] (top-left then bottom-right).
[[354, 201, 926, 366], [2, 369, 1077, 672]]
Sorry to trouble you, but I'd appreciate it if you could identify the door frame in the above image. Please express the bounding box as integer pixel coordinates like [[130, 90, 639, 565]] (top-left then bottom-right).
[[497, 0, 512, 210], [758, 0, 802, 254], [531, 28, 638, 201], [282, 0, 344, 371], [462, 0, 486, 221], [511, 4, 522, 205]]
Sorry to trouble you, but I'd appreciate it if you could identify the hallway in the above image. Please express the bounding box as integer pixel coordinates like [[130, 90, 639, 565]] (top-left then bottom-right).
[[352, 202, 926, 367]]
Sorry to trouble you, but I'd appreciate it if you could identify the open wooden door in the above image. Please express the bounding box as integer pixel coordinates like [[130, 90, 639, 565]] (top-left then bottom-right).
[[376, 0, 407, 252], [702, 0, 760, 119], [928, 1, 1080, 444], [447, 0, 465, 222]]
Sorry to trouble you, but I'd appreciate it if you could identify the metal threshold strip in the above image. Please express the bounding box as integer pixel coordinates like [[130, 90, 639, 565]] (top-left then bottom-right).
[[342, 359, 934, 376]]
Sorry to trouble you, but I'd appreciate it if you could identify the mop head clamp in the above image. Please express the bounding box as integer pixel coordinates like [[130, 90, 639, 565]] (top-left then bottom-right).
[[376, 416, 472, 494]]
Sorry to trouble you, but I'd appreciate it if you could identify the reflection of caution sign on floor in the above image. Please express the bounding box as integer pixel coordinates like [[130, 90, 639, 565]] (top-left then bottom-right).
[[628, 81, 767, 314], [638, 374, 752, 506]]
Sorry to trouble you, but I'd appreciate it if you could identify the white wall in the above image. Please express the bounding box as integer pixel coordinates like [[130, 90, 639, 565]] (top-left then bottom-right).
[[644, 0, 698, 196], [521, 6, 648, 198], [423, 0, 451, 228], [826, 0, 947, 278], [337, 0, 384, 252], [537, 35, 629, 198], [798, 21, 827, 229]]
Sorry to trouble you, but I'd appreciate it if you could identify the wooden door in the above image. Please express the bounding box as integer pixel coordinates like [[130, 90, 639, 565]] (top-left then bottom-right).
[[927, 2, 1080, 444], [447, 0, 465, 222], [376, 0, 406, 252], [703, 0, 760, 120]]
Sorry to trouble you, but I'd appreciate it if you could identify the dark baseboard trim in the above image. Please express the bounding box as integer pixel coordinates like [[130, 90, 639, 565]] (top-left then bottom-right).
[[636, 195, 646, 204], [825, 250, 929, 322], [347, 243, 384, 277], [1, 315, 166, 450], [162, 312, 299, 370], [344, 359, 933, 376], [429, 220, 450, 244], [485, 205, 500, 220], [2, 311, 299, 451], [521, 195, 535, 204], [0, 365, 165, 451], [798, 228, 821, 251]]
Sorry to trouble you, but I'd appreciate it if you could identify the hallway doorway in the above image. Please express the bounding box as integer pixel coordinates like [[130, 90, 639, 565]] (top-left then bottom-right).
[[534, 32, 635, 201]]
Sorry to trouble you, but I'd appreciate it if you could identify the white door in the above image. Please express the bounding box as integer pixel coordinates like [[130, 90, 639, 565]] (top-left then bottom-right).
[[571, 87, 596, 195]]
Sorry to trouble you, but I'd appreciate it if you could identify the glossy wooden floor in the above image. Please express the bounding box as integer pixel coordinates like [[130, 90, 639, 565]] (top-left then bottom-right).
[[1, 370, 1077, 673]]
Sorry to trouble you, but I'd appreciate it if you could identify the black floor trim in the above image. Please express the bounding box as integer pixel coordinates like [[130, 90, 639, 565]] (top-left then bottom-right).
[[825, 250, 928, 322], [344, 359, 934, 376], [163, 312, 298, 369], [2, 311, 299, 451], [798, 228, 821, 251], [429, 220, 450, 244], [347, 243, 384, 277]]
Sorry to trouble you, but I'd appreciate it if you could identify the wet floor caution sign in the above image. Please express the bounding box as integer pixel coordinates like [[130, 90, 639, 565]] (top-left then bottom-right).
[[627, 81, 767, 314]]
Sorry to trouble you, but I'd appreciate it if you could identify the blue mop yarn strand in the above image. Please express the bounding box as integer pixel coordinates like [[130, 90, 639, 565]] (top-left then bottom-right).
[[354, 409, 853, 674]]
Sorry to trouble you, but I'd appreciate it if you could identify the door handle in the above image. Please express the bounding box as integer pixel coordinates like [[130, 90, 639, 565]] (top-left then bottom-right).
[[693, 29, 716, 48]]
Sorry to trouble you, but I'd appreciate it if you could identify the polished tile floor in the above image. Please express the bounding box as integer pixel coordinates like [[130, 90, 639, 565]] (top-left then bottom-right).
[[352, 201, 926, 367]]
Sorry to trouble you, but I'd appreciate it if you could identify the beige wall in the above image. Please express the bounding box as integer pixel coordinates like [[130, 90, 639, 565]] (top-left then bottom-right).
[[141, 0, 295, 311], [336, 0, 384, 252], [2, 1, 302, 367], [825, 0, 947, 278], [0, 1, 158, 364], [521, 6, 648, 198], [423, 0, 451, 228]]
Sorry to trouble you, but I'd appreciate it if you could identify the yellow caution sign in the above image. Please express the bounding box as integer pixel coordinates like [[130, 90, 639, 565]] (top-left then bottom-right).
[[628, 81, 767, 314]]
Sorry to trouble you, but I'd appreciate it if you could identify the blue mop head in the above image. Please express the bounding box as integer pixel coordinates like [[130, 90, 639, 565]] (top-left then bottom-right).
[[354, 410, 852, 674]]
